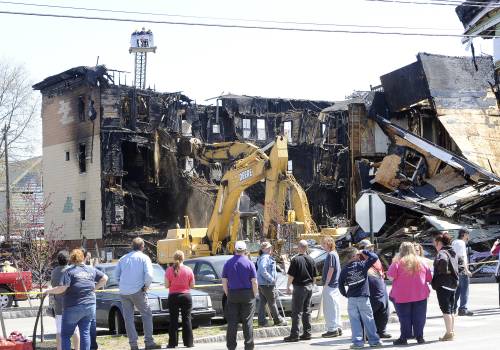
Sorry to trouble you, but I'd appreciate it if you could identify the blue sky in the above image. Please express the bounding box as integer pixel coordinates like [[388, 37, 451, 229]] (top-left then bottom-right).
[[0, 0, 493, 154]]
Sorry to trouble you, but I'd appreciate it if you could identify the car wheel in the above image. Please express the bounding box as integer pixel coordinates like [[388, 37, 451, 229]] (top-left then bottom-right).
[[110, 308, 126, 335], [0, 288, 13, 308]]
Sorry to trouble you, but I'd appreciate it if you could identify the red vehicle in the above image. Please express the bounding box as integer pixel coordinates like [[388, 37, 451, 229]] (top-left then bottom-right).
[[0, 271, 32, 308]]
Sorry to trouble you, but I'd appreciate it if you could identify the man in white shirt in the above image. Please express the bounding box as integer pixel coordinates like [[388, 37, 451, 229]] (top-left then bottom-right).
[[452, 229, 473, 316]]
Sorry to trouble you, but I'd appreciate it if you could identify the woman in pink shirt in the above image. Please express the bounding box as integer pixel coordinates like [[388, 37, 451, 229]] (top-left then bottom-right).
[[387, 242, 432, 346], [165, 250, 195, 348]]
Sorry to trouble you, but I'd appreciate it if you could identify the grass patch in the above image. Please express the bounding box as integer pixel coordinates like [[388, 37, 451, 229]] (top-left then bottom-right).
[[38, 315, 350, 349]]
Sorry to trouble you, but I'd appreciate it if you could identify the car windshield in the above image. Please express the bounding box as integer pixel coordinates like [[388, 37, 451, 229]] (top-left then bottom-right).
[[102, 264, 165, 287], [151, 264, 165, 284]]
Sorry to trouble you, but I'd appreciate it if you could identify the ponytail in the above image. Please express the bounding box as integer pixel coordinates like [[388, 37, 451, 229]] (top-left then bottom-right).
[[172, 250, 185, 277]]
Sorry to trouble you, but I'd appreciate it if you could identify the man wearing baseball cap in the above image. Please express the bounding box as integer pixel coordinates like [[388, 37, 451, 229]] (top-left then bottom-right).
[[222, 241, 258, 350], [256, 241, 287, 327]]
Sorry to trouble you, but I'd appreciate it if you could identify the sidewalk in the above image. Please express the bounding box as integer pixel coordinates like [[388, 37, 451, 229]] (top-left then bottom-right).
[[3, 283, 498, 341]]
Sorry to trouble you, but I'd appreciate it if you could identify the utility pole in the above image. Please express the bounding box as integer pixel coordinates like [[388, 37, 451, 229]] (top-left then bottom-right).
[[3, 125, 10, 242]]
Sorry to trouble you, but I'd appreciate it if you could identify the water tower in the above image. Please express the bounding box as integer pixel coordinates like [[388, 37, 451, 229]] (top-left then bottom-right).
[[129, 28, 156, 90]]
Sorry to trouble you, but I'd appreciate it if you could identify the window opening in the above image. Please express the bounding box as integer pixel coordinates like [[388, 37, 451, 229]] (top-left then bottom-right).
[[257, 119, 266, 141]]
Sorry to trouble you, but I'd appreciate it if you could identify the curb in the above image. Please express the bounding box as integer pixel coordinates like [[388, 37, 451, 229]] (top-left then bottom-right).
[[195, 316, 400, 344], [0, 306, 47, 319]]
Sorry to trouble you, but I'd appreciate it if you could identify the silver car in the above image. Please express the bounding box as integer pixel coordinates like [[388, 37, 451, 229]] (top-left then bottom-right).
[[95, 263, 216, 334], [184, 255, 322, 316]]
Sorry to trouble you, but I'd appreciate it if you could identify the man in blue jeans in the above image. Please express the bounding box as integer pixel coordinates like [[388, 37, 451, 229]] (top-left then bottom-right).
[[339, 247, 383, 349], [257, 241, 286, 327], [452, 229, 474, 316]]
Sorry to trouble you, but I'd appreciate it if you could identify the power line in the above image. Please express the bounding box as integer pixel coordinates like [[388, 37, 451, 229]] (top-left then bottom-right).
[[0, 9, 498, 38], [364, 0, 500, 8], [0, 0, 461, 31]]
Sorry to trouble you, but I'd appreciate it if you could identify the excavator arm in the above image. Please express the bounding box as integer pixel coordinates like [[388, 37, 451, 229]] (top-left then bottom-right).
[[178, 137, 260, 166], [207, 148, 270, 254], [171, 135, 317, 256]]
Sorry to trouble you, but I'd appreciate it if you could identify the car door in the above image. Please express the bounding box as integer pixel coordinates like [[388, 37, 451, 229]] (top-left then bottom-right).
[[95, 267, 119, 327], [194, 262, 223, 313]]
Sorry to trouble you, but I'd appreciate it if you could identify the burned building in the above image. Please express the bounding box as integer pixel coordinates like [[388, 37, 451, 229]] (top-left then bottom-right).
[[33, 66, 216, 256], [327, 53, 500, 253], [199, 95, 350, 228], [34, 67, 353, 256]]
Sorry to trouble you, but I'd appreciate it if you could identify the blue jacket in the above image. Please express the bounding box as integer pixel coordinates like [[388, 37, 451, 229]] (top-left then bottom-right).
[[339, 250, 378, 298], [257, 254, 277, 286]]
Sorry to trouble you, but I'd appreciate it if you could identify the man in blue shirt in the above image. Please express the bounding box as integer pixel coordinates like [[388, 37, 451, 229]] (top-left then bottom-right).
[[116, 238, 160, 350], [339, 247, 382, 349], [222, 241, 258, 350], [256, 241, 286, 327], [321, 236, 342, 338]]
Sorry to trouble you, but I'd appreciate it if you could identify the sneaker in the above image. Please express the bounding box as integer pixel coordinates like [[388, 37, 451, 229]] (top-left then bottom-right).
[[439, 332, 454, 341], [370, 343, 383, 348], [393, 338, 408, 345], [458, 309, 474, 316], [379, 333, 392, 339], [338, 328, 343, 336], [130, 346, 139, 350], [274, 320, 288, 326], [284, 336, 299, 342], [145, 343, 162, 350], [350, 345, 364, 349], [258, 322, 269, 327], [322, 330, 341, 338], [299, 334, 312, 340], [416, 337, 425, 344]]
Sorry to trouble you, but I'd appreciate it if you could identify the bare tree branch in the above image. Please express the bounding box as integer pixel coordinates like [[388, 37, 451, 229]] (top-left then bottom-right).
[[0, 60, 39, 161]]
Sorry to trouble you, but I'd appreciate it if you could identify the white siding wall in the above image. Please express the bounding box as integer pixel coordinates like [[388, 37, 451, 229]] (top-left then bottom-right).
[[43, 137, 102, 240]]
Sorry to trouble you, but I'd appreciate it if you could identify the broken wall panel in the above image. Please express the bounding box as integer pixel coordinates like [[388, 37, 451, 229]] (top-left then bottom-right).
[[437, 109, 500, 175]]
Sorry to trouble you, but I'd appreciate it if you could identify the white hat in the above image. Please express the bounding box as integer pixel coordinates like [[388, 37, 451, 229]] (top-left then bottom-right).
[[235, 241, 247, 251], [261, 241, 272, 249], [357, 239, 374, 249]]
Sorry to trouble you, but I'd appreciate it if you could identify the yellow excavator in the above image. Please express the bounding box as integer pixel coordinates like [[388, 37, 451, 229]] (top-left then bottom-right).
[[157, 135, 332, 264]]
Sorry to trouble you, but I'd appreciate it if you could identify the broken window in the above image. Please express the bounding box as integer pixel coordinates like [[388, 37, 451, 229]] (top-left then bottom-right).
[[257, 119, 266, 141], [284, 121, 292, 142], [80, 200, 86, 221], [78, 96, 85, 122], [79, 143, 87, 173], [65, 151, 70, 161], [242, 119, 251, 138], [80, 193, 86, 221]]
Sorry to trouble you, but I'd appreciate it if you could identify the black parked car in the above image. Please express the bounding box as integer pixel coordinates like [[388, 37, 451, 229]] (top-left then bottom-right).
[[95, 263, 216, 334]]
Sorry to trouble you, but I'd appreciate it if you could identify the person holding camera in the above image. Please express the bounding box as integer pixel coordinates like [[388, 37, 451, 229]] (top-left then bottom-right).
[[339, 247, 382, 349]]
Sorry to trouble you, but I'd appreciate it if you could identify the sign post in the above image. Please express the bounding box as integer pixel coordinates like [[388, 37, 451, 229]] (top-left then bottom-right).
[[355, 192, 386, 243]]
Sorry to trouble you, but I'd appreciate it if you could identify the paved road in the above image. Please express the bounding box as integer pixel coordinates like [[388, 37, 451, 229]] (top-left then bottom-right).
[[3, 283, 499, 345], [195, 307, 500, 349]]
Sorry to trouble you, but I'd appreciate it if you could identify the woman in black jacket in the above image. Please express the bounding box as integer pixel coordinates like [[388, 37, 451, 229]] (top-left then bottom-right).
[[431, 231, 459, 342]]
